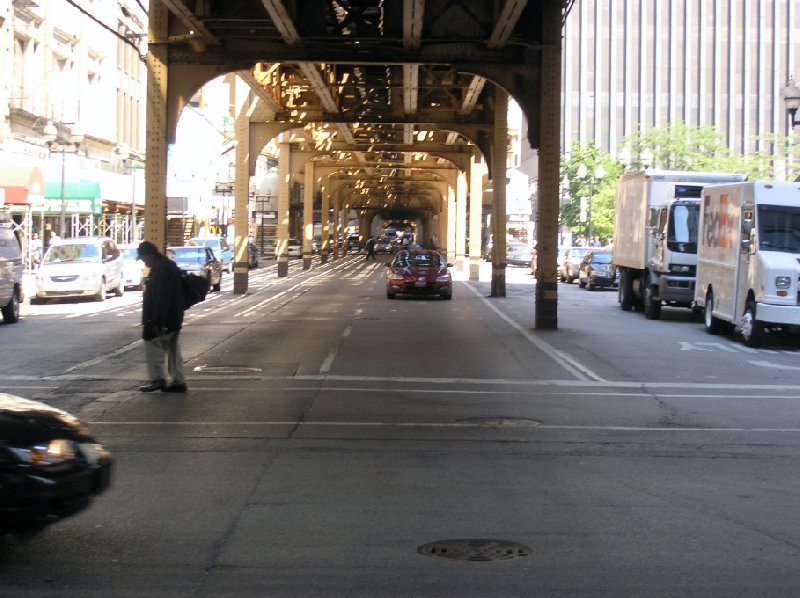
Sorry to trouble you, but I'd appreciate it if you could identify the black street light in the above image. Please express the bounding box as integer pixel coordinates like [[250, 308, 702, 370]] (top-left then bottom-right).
[[43, 121, 84, 238], [783, 78, 800, 128]]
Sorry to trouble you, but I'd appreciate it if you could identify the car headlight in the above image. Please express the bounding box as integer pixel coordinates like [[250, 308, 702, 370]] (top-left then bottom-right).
[[8, 439, 76, 466], [669, 264, 691, 273], [775, 275, 792, 289], [437, 274, 451, 282], [390, 273, 405, 280]]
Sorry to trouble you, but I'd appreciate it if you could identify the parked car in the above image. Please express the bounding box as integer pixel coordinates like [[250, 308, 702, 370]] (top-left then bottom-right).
[[35, 236, 124, 302], [118, 243, 145, 290], [558, 246, 591, 283], [578, 249, 617, 290], [166, 246, 222, 292], [0, 393, 112, 533], [274, 238, 302, 258], [506, 242, 533, 267], [0, 223, 23, 323], [248, 241, 259, 268], [386, 249, 453, 300], [186, 237, 232, 273]]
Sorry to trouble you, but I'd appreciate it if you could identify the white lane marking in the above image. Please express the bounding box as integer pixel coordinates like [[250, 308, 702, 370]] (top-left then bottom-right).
[[342, 325, 352, 337], [65, 339, 142, 372], [750, 360, 800, 371], [319, 352, 337, 373], [463, 282, 603, 382], [90, 420, 800, 433]]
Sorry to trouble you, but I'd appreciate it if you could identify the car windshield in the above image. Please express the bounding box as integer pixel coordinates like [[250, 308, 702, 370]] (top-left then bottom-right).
[[122, 247, 138, 259], [591, 252, 612, 264], [394, 252, 442, 268], [571, 248, 590, 259], [43, 243, 99, 264], [169, 248, 207, 263]]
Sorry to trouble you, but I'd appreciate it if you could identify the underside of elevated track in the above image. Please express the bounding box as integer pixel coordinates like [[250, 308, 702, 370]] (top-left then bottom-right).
[[144, 0, 570, 328]]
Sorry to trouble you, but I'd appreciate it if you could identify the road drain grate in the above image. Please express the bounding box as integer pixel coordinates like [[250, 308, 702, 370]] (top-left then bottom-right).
[[417, 539, 533, 562]]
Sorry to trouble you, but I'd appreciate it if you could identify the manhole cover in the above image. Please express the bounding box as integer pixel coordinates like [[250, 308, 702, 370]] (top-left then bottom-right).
[[417, 539, 533, 562]]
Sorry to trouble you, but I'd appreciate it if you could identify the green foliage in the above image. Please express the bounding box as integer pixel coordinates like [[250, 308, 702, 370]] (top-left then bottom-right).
[[560, 140, 619, 243]]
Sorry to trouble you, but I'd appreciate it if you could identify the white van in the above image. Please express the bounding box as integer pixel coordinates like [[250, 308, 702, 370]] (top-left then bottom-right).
[[696, 181, 800, 347], [0, 223, 23, 322], [35, 237, 124, 302]]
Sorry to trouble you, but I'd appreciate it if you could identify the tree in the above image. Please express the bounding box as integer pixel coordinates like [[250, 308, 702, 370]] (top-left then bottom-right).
[[560, 141, 618, 244]]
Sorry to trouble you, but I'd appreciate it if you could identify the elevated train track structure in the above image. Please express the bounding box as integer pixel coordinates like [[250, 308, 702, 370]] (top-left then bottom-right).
[[143, 0, 568, 328]]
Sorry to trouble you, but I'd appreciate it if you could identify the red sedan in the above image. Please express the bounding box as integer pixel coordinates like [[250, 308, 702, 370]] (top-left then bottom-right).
[[386, 249, 453, 300]]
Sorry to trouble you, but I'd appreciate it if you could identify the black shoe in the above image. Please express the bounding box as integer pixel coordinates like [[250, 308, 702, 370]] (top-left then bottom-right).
[[162, 383, 188, 393], [139, 380, 166, 392]]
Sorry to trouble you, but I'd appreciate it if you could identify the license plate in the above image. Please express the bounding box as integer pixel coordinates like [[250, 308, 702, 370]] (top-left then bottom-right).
[[414, 281, 426, 287]]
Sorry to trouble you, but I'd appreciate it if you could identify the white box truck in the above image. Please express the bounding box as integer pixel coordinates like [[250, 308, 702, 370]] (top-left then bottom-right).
[[613, 170, 747, 319], [695, 180, 800, 347]]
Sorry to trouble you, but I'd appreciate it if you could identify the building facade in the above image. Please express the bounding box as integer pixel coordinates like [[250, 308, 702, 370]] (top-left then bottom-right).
[[0, 0, 146, 266], [562, 0, 800, 161]]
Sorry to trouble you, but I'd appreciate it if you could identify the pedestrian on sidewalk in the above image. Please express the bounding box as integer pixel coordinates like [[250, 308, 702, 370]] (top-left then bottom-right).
[[365, 235, 376, 261], [136, 241, 188, 393]]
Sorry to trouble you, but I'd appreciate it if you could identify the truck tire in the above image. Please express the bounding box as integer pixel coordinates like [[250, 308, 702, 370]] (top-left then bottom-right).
[[741, 302, 764, 348], [643, 285, 662, 320], [703, 292, 722, 334], [619, 270, 633, 311]]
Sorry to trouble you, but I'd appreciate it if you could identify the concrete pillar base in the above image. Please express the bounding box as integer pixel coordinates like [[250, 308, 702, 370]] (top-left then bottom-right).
[[490, 266, 506, 297], [233, 271, 248, 294], [534, 281, 558, 329], [303, 257, 312, 270], [278, 261, 289, 277]]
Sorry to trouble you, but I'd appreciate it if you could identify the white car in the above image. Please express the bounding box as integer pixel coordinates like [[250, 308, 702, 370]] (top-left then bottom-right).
[[275, 238, 302, 258], [35, 237, 124, 302], [118, 243, 145, 289]]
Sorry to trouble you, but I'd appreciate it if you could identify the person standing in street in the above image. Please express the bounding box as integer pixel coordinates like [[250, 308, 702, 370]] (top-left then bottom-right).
[[365, 235, 376, 261], [136, 241, 187, 393]]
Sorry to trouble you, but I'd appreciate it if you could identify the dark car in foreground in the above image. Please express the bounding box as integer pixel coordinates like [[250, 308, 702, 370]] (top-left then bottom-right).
[[0, 393, 112, 533], [578, 249, 617, 290], [167, 246, 223, 292], [386, 249, 452, 300]]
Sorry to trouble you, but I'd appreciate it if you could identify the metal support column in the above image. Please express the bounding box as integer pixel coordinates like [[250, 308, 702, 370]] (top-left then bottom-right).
[[491, 88, 508, 297]]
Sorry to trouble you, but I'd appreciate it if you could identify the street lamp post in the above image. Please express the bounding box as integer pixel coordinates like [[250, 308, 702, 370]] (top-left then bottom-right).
[[576, 163, 606, 245], [43, 121, 84, 238], [115, 144, 142, 243]]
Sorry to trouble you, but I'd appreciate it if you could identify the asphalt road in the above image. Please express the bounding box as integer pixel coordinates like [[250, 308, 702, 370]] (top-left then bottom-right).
[[1, 256, 800, 597]]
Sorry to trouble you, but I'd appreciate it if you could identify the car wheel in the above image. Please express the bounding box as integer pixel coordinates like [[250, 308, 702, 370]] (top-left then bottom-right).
[[212, 273, 222, 292], [440, 291, 452, 300], [619, 270, 633, 311], [387, 289, 395, 299], [578, 276, 586, 288], [704, 292, 722, 335], [94, 279, 106, 302], [741, 301, 764, 348], [2, 292, 19, 323], [587, 281, 595, 291], [114, 281, 125, 297], [643, 285, 662, 320]]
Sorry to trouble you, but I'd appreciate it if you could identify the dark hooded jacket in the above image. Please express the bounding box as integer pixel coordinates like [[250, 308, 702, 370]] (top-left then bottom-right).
[[142, 253, 184, 340]]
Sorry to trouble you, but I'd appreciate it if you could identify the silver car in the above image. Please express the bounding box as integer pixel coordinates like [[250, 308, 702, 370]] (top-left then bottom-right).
[[35, 237, 124, 302]]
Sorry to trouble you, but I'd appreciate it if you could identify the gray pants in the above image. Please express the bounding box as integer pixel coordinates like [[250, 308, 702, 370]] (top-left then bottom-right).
[[144, 330, 186, 386]]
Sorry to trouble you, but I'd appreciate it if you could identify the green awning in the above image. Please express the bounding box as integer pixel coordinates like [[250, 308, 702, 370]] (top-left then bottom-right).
[[43, 181, 102, 215], [45, 181, 101, 200]]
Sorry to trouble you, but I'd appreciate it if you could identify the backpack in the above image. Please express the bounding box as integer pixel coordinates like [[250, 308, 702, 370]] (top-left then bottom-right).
[[181, 271, 209, 309]]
